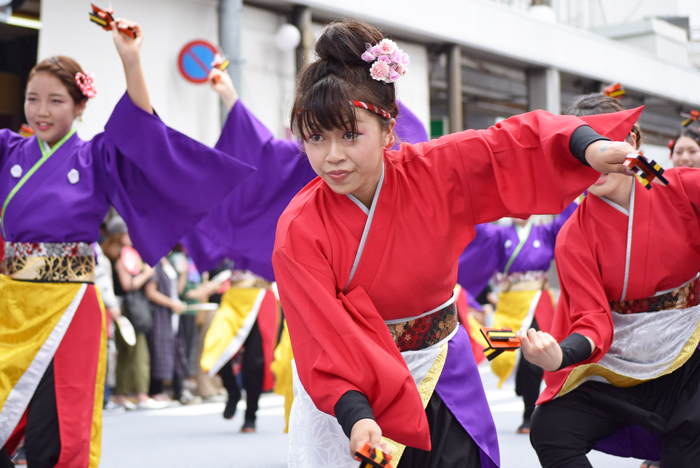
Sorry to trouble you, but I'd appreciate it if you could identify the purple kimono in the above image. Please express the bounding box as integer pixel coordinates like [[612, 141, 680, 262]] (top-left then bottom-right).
[[457, 202, 579, 297], [181, 100, 429, 280], [0, 94, 255, 264]]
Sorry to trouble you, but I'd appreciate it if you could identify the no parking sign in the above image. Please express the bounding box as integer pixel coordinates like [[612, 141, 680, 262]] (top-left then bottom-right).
[[178, 40, 220, 84]]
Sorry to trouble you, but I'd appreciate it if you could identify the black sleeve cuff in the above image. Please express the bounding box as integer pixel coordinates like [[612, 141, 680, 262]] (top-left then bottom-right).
[[557, 333, 593, 370], [334, 390, 374, 438], [569, 126, 610, 167]]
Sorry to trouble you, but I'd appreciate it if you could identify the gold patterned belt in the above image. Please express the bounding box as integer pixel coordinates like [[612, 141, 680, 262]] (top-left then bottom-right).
[[386, 301, 458, 352], [3, 242, 95, 283], [610, 275, 700, 314], [496, 270, 548, 292]]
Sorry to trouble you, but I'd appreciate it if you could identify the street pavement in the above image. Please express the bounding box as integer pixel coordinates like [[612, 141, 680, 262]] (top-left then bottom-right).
[[97, 363, 646, 468]]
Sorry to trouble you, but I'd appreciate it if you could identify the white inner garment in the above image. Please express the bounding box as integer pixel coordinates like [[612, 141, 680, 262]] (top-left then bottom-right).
[[594, 304, 700, 382], [287, 327, 456, 468]]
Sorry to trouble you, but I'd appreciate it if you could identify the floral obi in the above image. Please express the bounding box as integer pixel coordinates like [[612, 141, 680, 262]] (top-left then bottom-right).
[[386, 298, 458, 352], [2, 242, 95, 283], [496, 270, 548, 292], [610, 275, 700, 315]]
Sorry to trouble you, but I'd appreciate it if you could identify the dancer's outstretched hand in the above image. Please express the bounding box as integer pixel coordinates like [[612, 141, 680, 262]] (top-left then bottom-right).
[[349, 419, 389, 459], [585, 140, 638, 176], [517, 328, 563, 372], [208, 64, 238, 112], [112, 18, 143, 61]]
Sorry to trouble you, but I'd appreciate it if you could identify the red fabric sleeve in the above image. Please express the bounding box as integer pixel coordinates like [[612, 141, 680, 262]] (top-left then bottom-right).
[[676, 168, 700, 223], [272, 242, 430, 449], [401, 108, 642, 226], [552, 217, 614, 361]]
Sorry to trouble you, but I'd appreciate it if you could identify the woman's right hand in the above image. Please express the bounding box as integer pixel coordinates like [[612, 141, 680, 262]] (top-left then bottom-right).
[[208, 64, 238, 112], [517, 328, 563, 372], [111, 18, 143, 63], [349, 418, 387, 459]]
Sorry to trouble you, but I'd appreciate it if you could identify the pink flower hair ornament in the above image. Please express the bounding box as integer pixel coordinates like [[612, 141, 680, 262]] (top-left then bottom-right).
[[362, 39, 410, 84], [75, 72, 97, 99]]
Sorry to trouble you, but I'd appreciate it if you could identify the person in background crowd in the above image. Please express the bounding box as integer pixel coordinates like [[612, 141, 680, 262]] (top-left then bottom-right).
[[168, 248, 202, 404], [669, 118, 700, 168], [108, 216, 167, 411], [92, 239, 124, 415], [145, 255, 192, 405]]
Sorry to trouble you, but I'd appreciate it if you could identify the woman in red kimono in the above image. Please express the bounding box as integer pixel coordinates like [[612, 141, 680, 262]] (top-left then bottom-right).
[[272, 21, 641, 468], [670, 120, 700, 168], [521, 93, 700, 467]]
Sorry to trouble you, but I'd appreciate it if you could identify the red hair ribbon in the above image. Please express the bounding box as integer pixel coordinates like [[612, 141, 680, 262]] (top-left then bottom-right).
[[349, 100, 391, 119], [604, 83, 625, 99], [668, 139, 675, 150], [75, 72, 97, 99], [296, 100, 392, 120]]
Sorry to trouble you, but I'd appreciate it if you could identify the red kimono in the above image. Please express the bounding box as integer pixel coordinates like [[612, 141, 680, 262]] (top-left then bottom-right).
[[541, 167, 700, 404], [272, 108, 641, 453]]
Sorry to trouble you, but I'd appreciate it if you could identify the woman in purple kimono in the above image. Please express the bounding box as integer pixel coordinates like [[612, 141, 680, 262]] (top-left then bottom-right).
[[457, 206, 577, 434], [0, 18, 253, 468]]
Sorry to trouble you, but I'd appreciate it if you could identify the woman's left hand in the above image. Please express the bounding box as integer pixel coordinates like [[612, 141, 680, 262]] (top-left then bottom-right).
[[584, 140, 637, 176], [112, 18, 143, 62]]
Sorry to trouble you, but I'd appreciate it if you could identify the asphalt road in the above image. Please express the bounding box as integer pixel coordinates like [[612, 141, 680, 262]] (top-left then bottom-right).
[[97, 363, 645, 468]]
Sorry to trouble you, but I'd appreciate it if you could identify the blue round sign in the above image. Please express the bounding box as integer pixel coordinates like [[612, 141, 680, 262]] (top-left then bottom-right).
[[178, 40, 219, 84]]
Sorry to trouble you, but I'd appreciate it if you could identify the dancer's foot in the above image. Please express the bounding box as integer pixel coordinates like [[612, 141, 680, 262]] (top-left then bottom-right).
[[516, 419, 531, 434], [640, 461, 660, 468], [223, 398, 238, 419], [240, 420, 256, 433]]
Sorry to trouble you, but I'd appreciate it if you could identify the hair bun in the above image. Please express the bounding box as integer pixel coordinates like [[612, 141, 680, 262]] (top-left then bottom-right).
[[315, 21, 384, 66]]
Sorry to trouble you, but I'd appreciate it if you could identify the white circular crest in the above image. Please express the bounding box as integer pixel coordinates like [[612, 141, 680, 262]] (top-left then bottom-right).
[[10, 164, 22, 178], [67, 169, 80, 184]]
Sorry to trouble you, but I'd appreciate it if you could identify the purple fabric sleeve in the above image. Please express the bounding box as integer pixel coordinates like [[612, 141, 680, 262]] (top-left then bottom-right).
[[181, 100, 316, 279], [466, 291, 483, 312], [394, 101, 429, 148], [0, 129, 26, 167], [541, 200, 579, 246], [95, 93, 256, 266], [457, 223, 504, 297]]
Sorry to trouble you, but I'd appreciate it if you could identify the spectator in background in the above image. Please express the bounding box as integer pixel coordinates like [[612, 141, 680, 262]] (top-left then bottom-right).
[[145, 255, 192, 404], [92, 240, 123, 414], [185, 263, 232, 401], [107, 216, 166, 410]]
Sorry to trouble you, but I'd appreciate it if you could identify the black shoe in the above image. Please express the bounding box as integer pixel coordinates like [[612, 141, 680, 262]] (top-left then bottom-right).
[[516, 419, 531, 434], [223, 398, 237, 419], [240, 420, 256, 433]]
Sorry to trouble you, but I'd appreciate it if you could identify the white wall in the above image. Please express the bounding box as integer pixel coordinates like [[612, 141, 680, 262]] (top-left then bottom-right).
[[394, 42, 430, 138], [36, 2, 431, 144], [240, 6, 297, 138], [39, 0, 222, 145]]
